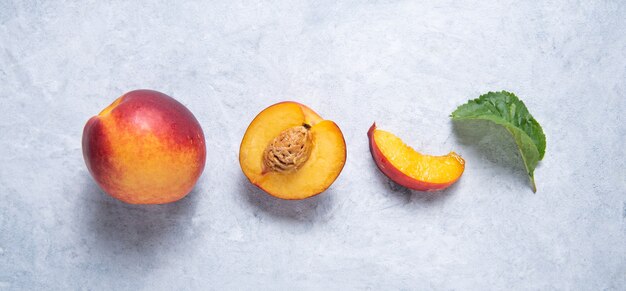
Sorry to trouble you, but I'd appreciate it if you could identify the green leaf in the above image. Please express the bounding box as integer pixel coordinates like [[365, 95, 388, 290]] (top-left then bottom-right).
[[451, 91, 546, 192]]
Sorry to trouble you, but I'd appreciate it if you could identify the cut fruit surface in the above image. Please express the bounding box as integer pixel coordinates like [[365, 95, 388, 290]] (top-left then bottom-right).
[[240, 102, 346, 200], [368, 123, 464, 191]]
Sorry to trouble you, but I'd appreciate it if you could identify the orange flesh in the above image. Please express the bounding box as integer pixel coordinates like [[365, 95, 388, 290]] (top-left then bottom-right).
[[299, 103, 324, 125], [239, 102, 346, 200], [373, 129, 464, 184]]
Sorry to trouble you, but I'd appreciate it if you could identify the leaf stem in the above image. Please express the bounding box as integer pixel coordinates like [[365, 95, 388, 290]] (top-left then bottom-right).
[[529, 175, 536, 193], [509, 128, 537, 193]]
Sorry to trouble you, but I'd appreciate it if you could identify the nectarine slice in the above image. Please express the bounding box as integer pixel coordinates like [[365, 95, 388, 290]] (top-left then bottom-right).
[[239, 102, 346, 200], [368, 123, 464, 191]]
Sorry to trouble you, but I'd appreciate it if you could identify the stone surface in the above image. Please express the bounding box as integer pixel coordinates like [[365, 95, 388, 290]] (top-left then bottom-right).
[[0, 1, 625, 290]]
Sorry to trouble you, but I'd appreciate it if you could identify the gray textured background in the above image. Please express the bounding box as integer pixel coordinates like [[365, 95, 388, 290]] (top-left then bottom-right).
[[1, 0, 625, 290]]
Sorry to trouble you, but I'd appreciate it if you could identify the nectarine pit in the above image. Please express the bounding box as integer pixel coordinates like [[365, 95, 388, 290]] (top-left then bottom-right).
[[263, 124, 312, 174]]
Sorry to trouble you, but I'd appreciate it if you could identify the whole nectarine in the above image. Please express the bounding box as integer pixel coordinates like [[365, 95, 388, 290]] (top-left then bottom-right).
[[82, 90, 206, 204]]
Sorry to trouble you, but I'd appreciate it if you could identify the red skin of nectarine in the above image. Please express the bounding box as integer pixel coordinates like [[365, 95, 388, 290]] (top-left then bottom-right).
[[82, 90, 206, 204], [368, 123, 459, 191]]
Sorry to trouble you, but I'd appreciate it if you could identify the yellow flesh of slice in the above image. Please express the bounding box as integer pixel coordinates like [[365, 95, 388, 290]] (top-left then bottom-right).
[[373, 129, 464, 183]]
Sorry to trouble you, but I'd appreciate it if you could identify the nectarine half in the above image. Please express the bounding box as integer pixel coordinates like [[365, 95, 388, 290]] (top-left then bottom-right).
[[239, 102, 346, 200], [368, 123, 464, 191], [82, 90, 206, 204]]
